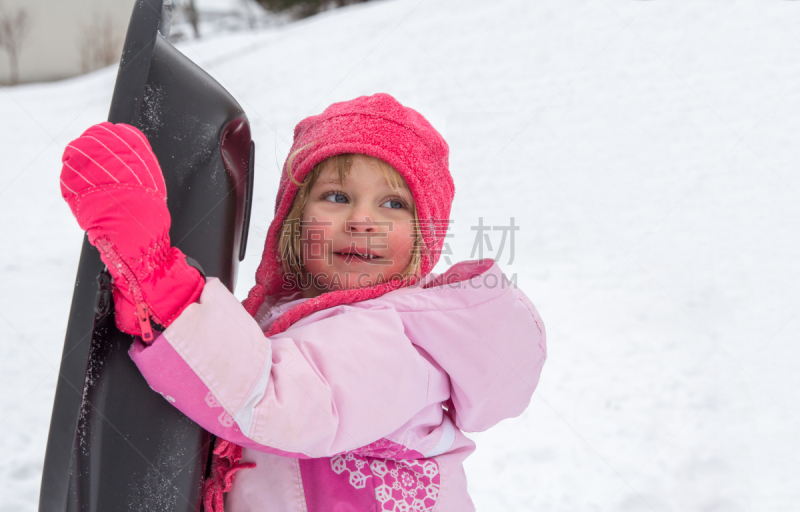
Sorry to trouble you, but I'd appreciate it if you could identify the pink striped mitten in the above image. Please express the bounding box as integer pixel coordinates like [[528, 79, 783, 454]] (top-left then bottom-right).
[[60, 122, 204, 343]]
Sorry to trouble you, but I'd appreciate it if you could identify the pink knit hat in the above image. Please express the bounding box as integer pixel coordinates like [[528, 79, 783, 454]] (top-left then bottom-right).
[[241, 93, 454, 332]]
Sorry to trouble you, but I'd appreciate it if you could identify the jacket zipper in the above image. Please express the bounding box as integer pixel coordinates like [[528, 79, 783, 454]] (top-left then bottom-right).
[[96, 238, 155, 343]]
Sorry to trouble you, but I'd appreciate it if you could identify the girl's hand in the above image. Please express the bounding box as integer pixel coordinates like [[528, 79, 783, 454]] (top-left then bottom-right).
[[61, 122, 204, 342]]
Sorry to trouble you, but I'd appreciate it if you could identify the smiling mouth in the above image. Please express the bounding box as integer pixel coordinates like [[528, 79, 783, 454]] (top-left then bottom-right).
[[333, 251, 382, 262]]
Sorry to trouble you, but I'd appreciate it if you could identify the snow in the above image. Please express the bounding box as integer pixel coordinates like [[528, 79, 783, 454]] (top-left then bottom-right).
[[2, 0, 799, 510]]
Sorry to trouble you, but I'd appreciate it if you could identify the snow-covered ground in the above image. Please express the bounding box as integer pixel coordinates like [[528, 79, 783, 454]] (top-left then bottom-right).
[[2, 0, 800, 510]]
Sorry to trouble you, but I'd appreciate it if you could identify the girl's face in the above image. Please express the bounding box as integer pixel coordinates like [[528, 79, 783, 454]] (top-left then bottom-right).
[[300, 155, 415, 298]]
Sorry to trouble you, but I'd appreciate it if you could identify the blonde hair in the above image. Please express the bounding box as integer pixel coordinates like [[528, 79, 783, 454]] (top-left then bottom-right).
[[278, 150, 422, 286]]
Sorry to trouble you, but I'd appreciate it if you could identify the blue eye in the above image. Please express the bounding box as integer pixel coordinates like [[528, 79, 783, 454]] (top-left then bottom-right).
[[324, 192, 348, 204], [381, 199, 405, 209]]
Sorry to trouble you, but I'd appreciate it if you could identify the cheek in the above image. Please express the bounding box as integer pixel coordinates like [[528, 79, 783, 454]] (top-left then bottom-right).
[[301, 205, 337, 241], [300, 224, 335, 265], [387, 221, 415, 263]]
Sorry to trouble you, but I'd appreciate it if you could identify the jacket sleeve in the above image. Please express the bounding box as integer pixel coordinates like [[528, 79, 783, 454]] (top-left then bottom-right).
[[399, 262, 547, 434], [129, 278, 431, 458]]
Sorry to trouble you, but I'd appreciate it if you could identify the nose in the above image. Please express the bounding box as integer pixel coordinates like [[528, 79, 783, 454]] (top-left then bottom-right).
[[346, 215, 377, 233], [345, 205, 380, 233]]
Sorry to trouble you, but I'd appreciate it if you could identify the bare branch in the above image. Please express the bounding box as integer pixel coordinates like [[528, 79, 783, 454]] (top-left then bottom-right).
[[0, 4, 29, 85], [78, 13, 123, 74], [186, 0, 200, 38]]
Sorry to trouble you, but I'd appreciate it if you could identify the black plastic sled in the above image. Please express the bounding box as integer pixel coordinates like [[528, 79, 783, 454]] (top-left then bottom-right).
[[39, 1, 255, 510]]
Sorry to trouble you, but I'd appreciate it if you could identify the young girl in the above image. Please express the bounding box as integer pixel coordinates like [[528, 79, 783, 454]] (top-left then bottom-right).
[[60, 93, 547, 512]]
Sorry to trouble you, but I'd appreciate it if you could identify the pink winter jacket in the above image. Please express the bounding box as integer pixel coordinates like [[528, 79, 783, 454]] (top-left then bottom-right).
[[129, 259, 547, 512]]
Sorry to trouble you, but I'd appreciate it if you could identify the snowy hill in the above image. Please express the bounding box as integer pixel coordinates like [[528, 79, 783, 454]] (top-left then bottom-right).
[[2, 0, 800, 510]]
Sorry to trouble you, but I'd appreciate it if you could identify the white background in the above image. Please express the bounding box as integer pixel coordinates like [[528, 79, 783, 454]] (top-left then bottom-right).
[[1, 1, 799, 510]]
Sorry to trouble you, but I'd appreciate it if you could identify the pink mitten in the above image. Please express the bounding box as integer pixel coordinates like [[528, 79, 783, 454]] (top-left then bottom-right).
[[60, 122, 204, 343]]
